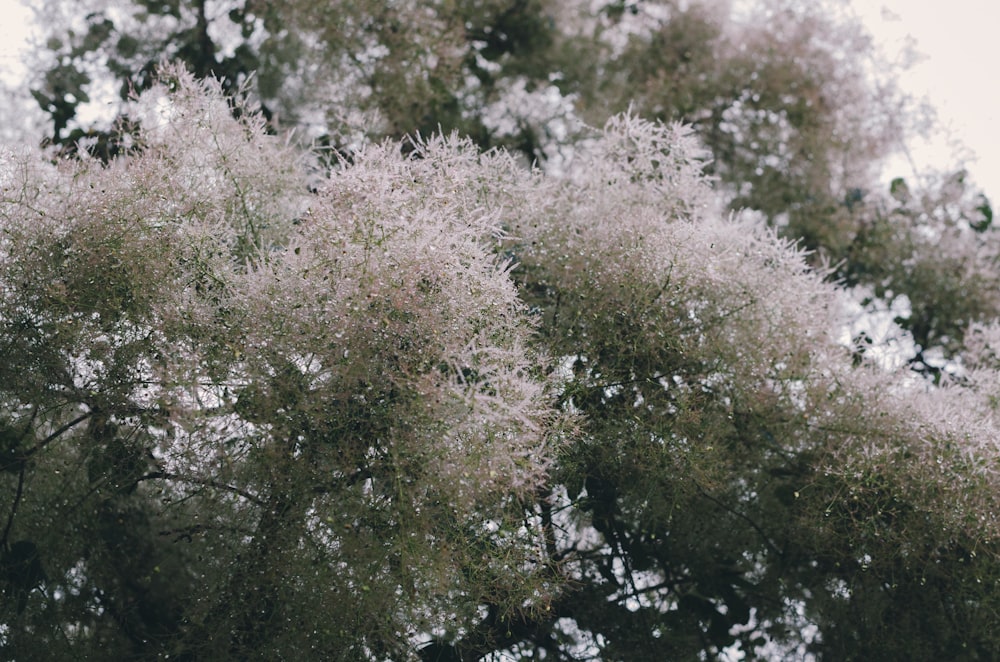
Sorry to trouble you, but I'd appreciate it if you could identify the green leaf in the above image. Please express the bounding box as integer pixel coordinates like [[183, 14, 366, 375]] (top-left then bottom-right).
[[890, 177, 910, 203], [970, 194, 993, 232]]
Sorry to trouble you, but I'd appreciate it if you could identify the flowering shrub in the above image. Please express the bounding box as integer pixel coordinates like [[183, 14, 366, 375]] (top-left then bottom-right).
[[0, 69, 561, 659], [3, 68, 1000, 661]]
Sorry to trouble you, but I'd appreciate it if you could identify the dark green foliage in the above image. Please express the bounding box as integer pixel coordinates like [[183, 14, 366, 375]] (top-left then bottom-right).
[[2, 540, 47, 614]]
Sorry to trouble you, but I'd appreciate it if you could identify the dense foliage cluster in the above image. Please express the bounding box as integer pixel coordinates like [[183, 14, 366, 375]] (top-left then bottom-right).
[[2, 1, 999, 660]]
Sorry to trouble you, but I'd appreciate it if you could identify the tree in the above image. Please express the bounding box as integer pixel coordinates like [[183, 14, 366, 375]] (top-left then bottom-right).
[[32, 0, 958, 379], [500, 114, 1000, 660], [557, 0, 901, 228], [28, 0, 910, 199], [0, 69, 563, 659], [5, 63, 1000, 661], [26, 0, 563, 158]]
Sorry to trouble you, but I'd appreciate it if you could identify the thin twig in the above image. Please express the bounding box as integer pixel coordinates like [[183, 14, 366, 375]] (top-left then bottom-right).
[[692, 479, 783, 558], [138, 470, 264, 505]]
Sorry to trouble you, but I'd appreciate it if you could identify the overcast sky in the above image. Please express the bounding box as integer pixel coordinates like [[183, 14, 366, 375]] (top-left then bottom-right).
[[850, 0, 999, 203], [0, 0, 997, 202], [0, 0, 28, 87]]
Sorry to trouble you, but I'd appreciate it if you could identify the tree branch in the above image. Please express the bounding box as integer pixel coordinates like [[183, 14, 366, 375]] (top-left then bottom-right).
[[23, 411, 93, 459], [1, 464, 26, 549], [137, 471, 265, 506]]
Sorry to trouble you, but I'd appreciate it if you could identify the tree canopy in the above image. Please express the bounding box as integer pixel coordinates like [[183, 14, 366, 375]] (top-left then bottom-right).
[[3, 1, 1000, 660]]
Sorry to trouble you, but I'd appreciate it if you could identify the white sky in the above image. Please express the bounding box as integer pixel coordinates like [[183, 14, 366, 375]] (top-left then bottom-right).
[[0, 0, 997, 202], [850, 0, 1000, 204], [0, 0, 29, 86]]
